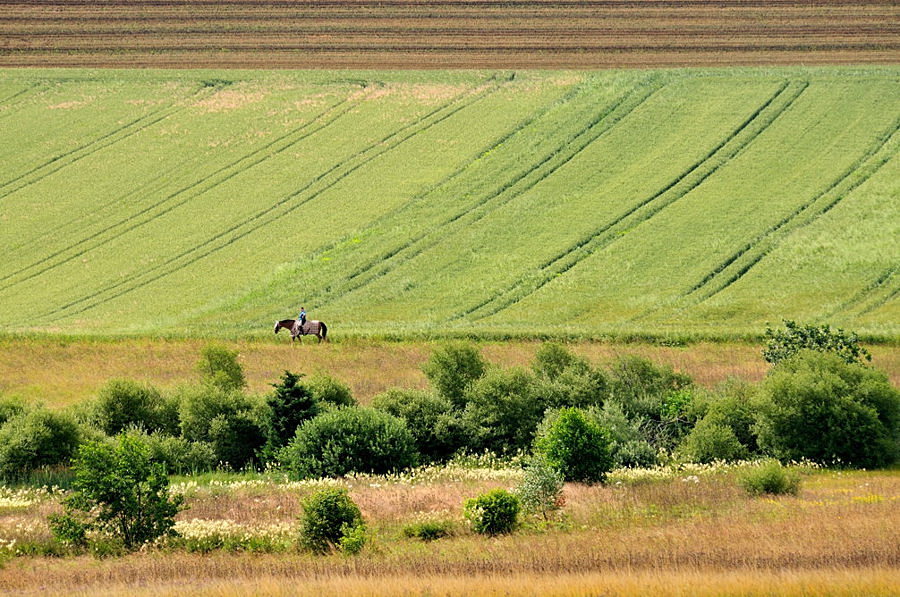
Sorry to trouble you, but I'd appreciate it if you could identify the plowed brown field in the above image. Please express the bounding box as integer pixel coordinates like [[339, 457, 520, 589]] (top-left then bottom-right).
[[1, 0, 897, 68]]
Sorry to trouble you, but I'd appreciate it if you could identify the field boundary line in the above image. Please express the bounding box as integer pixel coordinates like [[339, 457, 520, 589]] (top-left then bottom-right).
[[32, 76, 505, 321], [460, 79, 807, 322], [0, 86, 367, 290]]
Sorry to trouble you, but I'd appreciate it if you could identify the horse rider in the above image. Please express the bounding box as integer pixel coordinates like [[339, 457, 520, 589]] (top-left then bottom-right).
[[298, 307, 307, 330]]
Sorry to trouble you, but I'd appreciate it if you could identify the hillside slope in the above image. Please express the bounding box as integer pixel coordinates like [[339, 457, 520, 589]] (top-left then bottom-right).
[[1, 68, 898, 339]]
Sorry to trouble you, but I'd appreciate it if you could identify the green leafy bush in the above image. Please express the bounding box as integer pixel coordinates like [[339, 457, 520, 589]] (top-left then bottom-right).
[[534, 407, 613, 483], [593, 402, 657, 468], [515, 456, 565, 520], [402, 516, 455, 542], [197, 343, 246, 391], [371, 388, 464, 463], [0, 407, 82, 481], [125, 429, 217, 475], [678, 417, 748, 463], [532, 343, 607, 410], [49, 434, 185, 550], [738, 460, 801, 496], [177, 385, 265, 471], [306, 373, 356, 409], [460, 366, 544, 456], [463, 488, 520, 536], [755, 350, 900, 468], [298, 488, 365, 554], [90, 379, 178, 436], [763, 319, 871, 365], [0, 395, 25, 426], [281, 407, 418, 479], [422, 342, 486, 407]]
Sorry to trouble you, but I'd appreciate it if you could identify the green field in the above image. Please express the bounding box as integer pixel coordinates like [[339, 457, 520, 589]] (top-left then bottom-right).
[[2, 67, 898, 340]]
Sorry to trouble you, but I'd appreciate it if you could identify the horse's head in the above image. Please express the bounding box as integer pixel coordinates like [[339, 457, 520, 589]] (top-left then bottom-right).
[[274, 321, 281, 334]]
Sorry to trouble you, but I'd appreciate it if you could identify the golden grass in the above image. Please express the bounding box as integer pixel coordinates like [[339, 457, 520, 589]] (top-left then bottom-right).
[[1, 337, 897, 409], [1, 469, 897, 595]]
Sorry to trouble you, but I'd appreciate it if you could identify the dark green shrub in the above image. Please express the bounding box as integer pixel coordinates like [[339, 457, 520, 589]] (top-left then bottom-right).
[[90, 379, 178, 436], [177, 385, 265, 471], [422, 342, 486, 407], [260, 371, 320, 460], [197, 343, 246, 391], [532, 345, 607, 410], [738, 460, 801, 496], [463, 488, 520, 536], [460, 367, 543, 456], [515, 456, 565, 520], [298, 488, 364, 554], [593, 402, 657, 468], [307, 373, 356, 409], [534, 408, 613, 483], [763, 319, 871, 365], [606, 355, 694, 452], [125, 429, 217, 475], [0, 407, 82, 481], [678, 418, 748, 463], [281, 407, 418, 479], [701, 379, 761, 455], [532, 342, 588, 381], [50, 434, 185, 550], [755, 350, 900, 468], [372, 388, 464, 463]]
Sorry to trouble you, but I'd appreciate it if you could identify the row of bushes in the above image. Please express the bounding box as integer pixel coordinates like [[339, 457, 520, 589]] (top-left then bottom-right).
[[1, 332, 898, 485]]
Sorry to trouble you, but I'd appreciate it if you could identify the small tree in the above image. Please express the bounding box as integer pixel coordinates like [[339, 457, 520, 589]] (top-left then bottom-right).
[[515, 456, 565, 521], [763, 319, 871, 365], [298, 488, 365, 554], [534, 408, 613, 484], [260, 371, 319, 460], [50, 434, 184, 550], [422, 342, 486, 407], [197, 344, 246, 391]]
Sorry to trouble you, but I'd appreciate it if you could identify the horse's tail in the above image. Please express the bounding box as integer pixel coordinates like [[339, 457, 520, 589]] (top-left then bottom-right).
[[320, 321, 328, 341]]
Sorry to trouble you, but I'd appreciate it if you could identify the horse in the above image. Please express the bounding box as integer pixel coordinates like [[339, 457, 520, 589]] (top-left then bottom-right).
[[274, 319, 328, 343]]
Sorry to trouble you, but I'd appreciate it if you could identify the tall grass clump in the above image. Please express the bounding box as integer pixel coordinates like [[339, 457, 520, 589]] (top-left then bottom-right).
[[738, 460, 801, 496]]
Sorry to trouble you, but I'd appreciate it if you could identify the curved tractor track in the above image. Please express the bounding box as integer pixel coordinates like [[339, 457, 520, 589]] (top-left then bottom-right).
[[1, 0, 897, 68]]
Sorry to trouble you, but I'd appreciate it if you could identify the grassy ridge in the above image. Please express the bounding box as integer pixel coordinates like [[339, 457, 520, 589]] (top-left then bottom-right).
[[1, 67, 898, 340]]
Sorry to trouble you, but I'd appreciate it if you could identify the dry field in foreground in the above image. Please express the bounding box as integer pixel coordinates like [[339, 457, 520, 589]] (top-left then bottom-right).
[[1, 0, 897, 68], [1, 338, 898, 409], [0, 467, 897, 595]]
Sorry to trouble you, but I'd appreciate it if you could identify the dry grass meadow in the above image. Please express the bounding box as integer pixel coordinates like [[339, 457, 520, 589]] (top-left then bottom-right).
[[2, 337, 898, 409], [0, 466, 897, 596]]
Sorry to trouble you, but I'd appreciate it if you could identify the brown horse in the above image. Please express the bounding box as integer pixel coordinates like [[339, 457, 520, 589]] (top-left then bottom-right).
[[274, 319, 328, 342]]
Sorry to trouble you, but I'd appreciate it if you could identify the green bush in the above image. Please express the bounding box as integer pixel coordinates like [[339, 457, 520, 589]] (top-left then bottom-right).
[[515, 456, 565, 520], [755, 350, 900, 468], [306, 373, 356, 409], [281, 407, 418, 479], [260, 371, 320, 460], [534, 408, 613, 483], [0, 407, 82, 481], [50, 434, 185, 550], [460, 366, 544, 456], [532, 343, 607, 410], [90, 379, 178, 436], [593, 402, 657, 468], [298, 488, 365, 554], [0, 395, 25, 426], [177, 385, 265, 471], [678, 417, 748, 463], [125, 429, 217, 475], [738, 460, 801, 496], [422, 342, 487, 407], [763, 319, 871, 365], [197, 344, 246, 391], [463, 488, 520, 536], [371, 388, 464, 463]]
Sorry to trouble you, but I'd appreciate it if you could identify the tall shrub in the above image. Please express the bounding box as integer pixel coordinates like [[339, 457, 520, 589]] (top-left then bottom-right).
[[755, 350, 899, 468], [534, 408, 613, 484], [281, 407, 418, 479], [91, 379, 178, 436], [197, 344, 246, 391], [422, 342, 486, 407], [260, 371, 319, 460], [0, 407, 82, 481], [460, 367, 543, 456], [372, 388, 464, 463]]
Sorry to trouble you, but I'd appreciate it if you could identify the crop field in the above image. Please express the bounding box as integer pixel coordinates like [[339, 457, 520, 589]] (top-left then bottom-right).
[[0, 67, 898, 340], [0, 0, 898, 69]]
